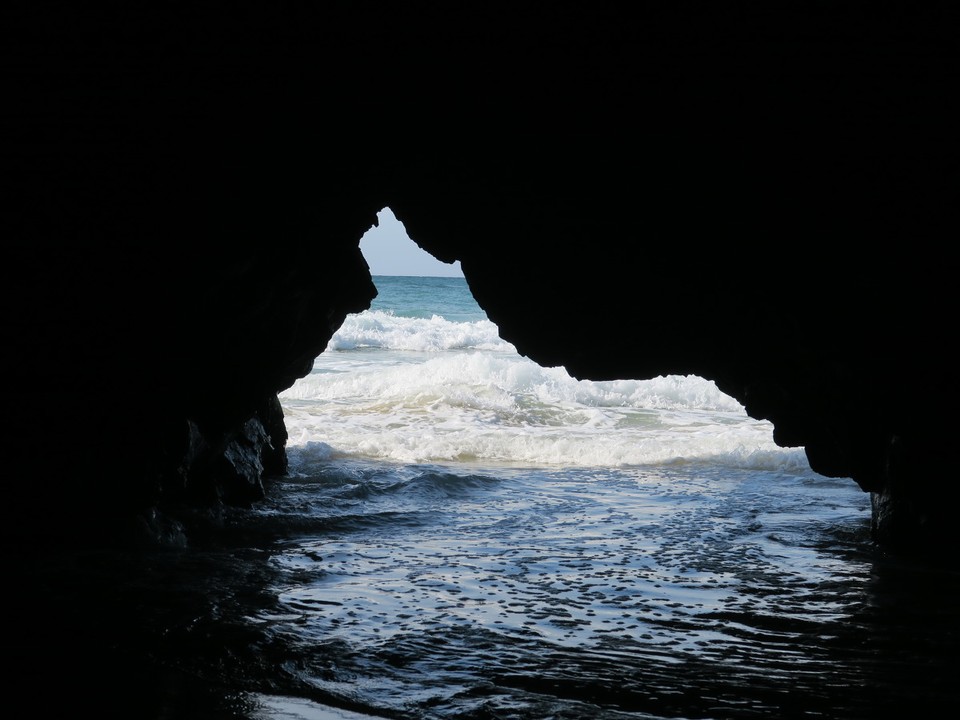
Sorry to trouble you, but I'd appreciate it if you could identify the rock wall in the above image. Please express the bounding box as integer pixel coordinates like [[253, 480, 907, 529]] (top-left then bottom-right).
[[4, 4, 957, 552]]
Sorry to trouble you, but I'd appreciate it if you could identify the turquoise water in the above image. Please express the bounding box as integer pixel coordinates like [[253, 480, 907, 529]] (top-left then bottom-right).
[[366, 276, 485, 323]]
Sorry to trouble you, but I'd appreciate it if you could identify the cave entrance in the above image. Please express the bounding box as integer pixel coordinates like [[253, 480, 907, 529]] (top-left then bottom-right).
[[279, 206, 808, 478], [267, 213, 875, 716]]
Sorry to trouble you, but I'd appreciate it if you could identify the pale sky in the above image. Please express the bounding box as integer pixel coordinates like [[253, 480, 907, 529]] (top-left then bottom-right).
[[360, 207, 464, 277]]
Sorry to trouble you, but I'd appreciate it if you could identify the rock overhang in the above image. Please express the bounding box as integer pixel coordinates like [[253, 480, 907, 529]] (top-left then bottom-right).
[[4, 3, 956, 553]]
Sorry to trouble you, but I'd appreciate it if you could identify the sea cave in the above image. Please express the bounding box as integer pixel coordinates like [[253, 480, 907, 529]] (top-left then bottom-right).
[[4, 4, 958, 718]]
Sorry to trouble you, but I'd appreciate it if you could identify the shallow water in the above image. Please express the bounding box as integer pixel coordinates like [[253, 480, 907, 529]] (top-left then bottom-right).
[[237, 461, 955, 720], [18, 463, 960, 720], [16, 275, 957, 717], [18, 457, 958, 720]]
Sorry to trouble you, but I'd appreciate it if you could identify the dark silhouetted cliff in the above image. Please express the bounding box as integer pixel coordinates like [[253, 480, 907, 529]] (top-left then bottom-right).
[[4, 2, 957, 553]]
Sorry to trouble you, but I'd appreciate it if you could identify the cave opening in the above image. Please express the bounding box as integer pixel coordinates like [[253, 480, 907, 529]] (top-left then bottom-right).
[[257, 211, 878, 718], [281, 206, 817, 480]]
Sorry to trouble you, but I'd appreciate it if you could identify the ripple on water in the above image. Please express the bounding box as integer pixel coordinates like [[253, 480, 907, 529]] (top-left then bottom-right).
[[234, 464, 945, 718]]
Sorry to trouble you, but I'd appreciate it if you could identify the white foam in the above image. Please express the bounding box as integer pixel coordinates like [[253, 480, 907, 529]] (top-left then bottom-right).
[[281, 309, 805, 473]]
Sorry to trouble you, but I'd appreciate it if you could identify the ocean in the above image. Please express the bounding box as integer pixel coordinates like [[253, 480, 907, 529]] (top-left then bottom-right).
[[27, 275, 959, 719]]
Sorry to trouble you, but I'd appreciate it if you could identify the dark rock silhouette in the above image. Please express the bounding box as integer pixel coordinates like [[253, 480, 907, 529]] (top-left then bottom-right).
[[4, 3, 957, 553]]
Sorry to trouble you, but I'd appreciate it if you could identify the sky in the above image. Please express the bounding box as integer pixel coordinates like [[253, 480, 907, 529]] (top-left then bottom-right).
[[360, 207, 464, 277]]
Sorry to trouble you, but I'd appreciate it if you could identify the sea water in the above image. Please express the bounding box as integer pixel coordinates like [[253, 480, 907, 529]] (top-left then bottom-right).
[[30, 276, 959, 719]]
